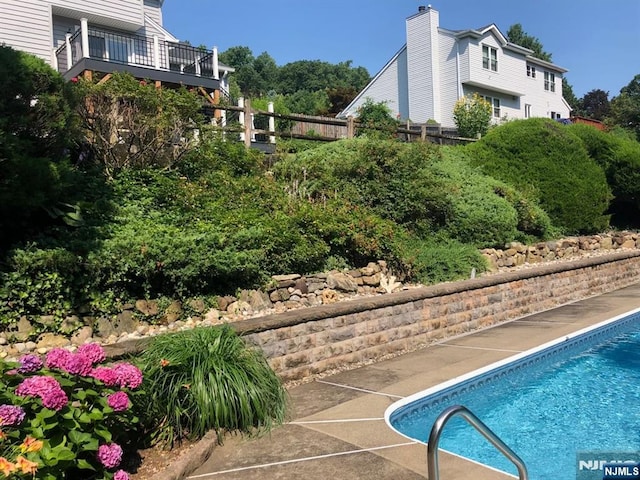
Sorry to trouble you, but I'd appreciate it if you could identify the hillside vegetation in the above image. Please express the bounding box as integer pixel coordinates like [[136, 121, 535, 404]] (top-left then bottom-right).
[[2, 49, 640, 336]]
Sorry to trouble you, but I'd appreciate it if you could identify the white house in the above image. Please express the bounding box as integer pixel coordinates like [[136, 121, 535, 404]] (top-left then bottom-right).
[[339, 5, 571, 127], [0, 0, 233, 98]]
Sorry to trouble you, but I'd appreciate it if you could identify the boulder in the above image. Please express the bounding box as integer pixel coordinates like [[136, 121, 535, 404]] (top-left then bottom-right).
[[326, 272, 358, 292]]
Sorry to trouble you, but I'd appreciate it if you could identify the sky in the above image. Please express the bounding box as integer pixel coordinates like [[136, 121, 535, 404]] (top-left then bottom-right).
[[162, 0, 640, 99]]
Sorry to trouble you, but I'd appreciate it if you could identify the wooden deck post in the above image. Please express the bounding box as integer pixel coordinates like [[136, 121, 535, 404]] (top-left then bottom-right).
[[347, 116, 355, 139], [213, 89, 221, 121]]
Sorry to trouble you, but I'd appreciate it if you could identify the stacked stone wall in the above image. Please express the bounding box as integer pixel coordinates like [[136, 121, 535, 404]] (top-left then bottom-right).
[[237, 251, 640, 382]]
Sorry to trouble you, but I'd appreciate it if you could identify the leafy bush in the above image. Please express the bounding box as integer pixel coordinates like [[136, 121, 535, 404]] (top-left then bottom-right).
[[465, 118, 612, 234], [0, 46, 80, 252], [76, 72, 204, 178], [0, 344, 143, 479], [274, 138, 451, 235], [136, 326, 287, 448], [438, 147, 557, 245], [355, 99, 398, 139], [568, 124, 640, 227], [0, 248, 82, 333], [453, 93, 492, 138], [397, 234, 487, 285]]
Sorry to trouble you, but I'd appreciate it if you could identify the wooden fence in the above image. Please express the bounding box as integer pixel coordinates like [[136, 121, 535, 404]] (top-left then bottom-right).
[[209, 98, 476, 149]]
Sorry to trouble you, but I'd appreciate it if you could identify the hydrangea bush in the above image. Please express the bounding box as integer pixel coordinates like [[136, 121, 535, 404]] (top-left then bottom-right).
[[0, 344, 143, 479]]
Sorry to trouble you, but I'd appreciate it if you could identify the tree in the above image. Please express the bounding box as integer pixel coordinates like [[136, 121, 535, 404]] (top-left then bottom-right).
[[76, 72, 204, 177], [283, 90, 330, 116], [0, 46, 79, 251], [581, 89, 610, 120], [453, 94, 492, 138], [608, 74, 640, 141], [326, 86, 359, 116], [562, 78, 580, 112], [506, 24, 552, 62], [253, 52, 278, 91], [219, 46, 255, 69]]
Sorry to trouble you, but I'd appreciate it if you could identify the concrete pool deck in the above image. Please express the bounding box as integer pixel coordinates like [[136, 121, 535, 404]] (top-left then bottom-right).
[[186, 282, 640, 480]]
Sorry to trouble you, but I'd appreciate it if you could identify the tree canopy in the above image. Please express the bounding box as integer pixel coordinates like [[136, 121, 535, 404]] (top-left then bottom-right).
[[580, 89, 611, 121], [506, 24, 552, 62], [609, 74, 640, 141], [218, 46, 370, 116]]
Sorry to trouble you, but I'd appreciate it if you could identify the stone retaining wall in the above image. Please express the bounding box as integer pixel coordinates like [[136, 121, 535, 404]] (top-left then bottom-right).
[[481, 232, 640, 269], [233, 250, 640, 382]]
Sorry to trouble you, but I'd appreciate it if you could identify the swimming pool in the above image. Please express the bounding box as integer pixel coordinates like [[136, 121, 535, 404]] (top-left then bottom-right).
[[386, 308, 640, 479]]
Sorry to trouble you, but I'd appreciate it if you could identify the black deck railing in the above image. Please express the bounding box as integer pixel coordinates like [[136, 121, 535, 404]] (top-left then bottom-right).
[[54, 26, 218, 79]]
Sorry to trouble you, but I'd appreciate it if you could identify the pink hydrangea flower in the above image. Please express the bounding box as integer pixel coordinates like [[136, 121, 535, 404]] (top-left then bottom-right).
[[77, 343, 106, 365], [45, 348, 72, 370], [97, 443, 123, 469], [15, 376, 68, 411], [114, 470, 130, 480], [90, 366, 119, 387], [64, 353, 93, 376], [18, 354, 43, 374], [112, 363, 143, 389], [0, 404, 26, 426], [107, 391, 130, 412]]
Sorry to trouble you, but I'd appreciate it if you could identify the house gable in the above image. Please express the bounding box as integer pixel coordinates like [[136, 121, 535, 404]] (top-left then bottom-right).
[[336, 6, 572, 126], [338, 46, 407, 119]]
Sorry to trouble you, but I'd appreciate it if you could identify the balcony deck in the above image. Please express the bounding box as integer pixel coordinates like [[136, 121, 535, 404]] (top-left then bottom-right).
[[54, 26, 227, 91]]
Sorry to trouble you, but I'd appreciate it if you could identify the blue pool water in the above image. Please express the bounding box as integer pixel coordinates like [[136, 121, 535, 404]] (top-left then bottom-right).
[[388, 313, 640, 479]]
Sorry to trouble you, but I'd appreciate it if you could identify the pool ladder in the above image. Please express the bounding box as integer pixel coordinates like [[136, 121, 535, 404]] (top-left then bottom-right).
[[427, 405, 529, 480]]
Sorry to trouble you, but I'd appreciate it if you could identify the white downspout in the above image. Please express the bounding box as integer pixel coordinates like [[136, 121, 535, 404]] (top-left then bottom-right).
[[456, 40, 463, 98]]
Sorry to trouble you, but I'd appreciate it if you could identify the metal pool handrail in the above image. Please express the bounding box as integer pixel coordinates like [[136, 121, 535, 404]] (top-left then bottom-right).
[[427, 404, 528, 480]]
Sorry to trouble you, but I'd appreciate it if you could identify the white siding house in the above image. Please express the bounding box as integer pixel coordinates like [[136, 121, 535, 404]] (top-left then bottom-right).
[[339, 5, 571, 127], [0, 0, 233, 96]]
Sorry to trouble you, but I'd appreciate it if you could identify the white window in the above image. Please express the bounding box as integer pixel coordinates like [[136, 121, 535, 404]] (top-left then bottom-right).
[[527, 65, 536, 78], [483, 96, 501, 118], [525, 104, 532, 118], [544, 71, 556, 92], [482, 45, 498, 72]]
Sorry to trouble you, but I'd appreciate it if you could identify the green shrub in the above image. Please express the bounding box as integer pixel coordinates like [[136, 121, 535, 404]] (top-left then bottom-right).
[[453, 93, 492, 138], [438, 147, 557, 245], [274, 138, 451, 235], [397, 234, 488, 285], [605, 138, 640, 227], [76, 72, 205, 177], [465, 118, 612, 233], [0, 46, 80, 252], [568, 124, 640, 227], [136, 326, 288, 447], [355, 99, 398, 139], [0, 248, 82, 332]]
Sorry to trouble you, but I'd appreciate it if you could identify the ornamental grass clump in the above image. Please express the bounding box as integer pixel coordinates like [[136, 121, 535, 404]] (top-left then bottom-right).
[[0, 343, 143, 480], [137, 326, 288, 448]]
